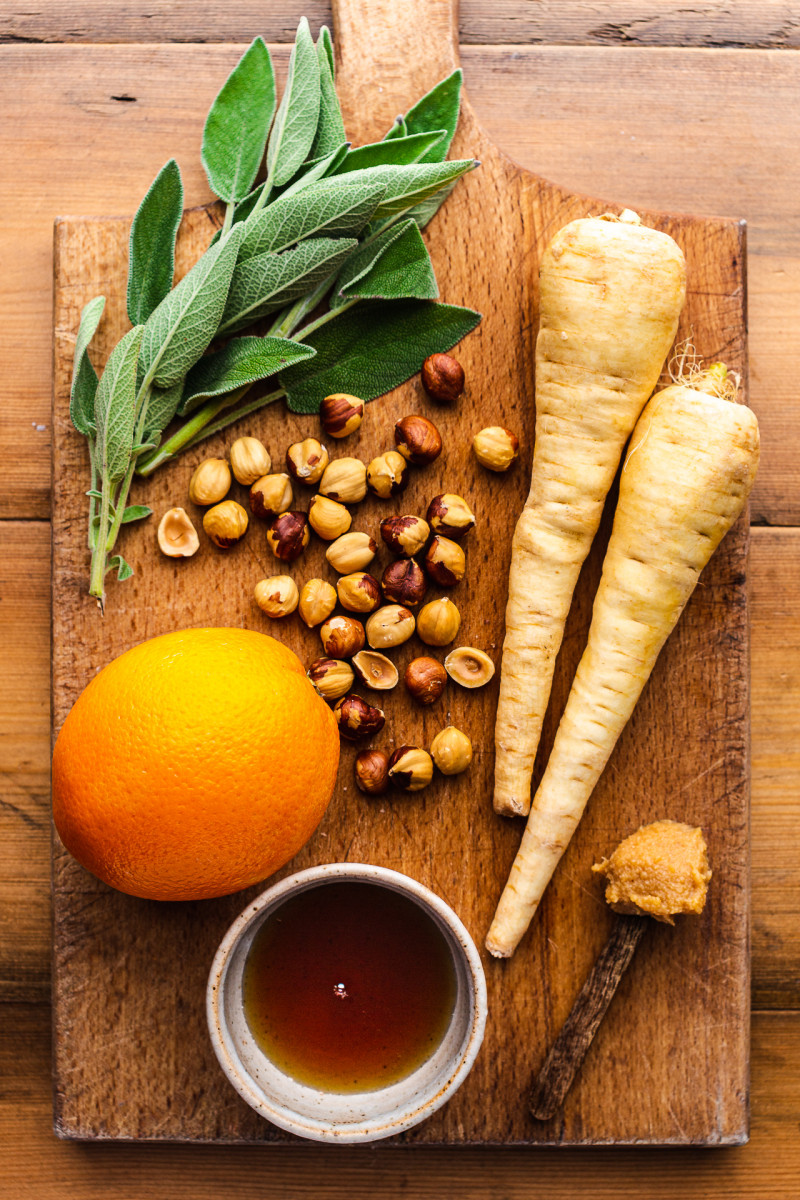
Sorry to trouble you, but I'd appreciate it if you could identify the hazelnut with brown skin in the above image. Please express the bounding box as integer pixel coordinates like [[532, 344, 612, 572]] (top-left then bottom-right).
[[404, 657, 447, 706], [307, 658, 354, 701], [189, 458, 231, 506], [394, 415, 442, 466], [366, 451, 409, 499], [381, 558, 427, 607], [424, 536, 465, 587], [320, 615, 366, 658], [254, 575, 299, 618], [472, 426, 520, 473], [380, 515, 430, 558], [426, 493, 476, 540], [321, 393, 365, 439], [355, 749, 390, 796], [416, 597, 461, 647], [333, 694, 385, 741], [249, 473, 293, 520], [298, 578, 337, 628], [326, 531, 377, 573], [388, 746, 434, 792], [203, 500, 248, 548], [308, 494, 352, 540], [365, 605, 415, 650], [286, 438, 329, 485], [337, 572, 381, 614], [265, 511, 309, 561], [319, 457, 367, 503], [421, 353, 465, 404]]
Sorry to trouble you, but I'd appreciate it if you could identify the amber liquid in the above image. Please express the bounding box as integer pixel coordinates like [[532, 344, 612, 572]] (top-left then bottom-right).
[[242, 881, 457, 1093]]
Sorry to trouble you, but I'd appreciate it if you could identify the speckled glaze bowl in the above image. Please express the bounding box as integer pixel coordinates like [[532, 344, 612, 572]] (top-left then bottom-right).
[[207, 862, 487, 1144]]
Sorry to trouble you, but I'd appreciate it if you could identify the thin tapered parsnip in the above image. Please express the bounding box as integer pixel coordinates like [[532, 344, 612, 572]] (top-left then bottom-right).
[[494, 211, 686, 817], [487, 367, 759, 957]]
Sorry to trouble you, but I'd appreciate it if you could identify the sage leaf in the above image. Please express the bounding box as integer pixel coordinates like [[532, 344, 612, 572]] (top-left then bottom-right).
[[337, 219, 437, 304], [310, 28, 345, 159], [179, 335, 316, 414], [276, 141, 349, 204], [121, 505, 153, 524], [219, 236, 357, 335], [94, 324, 144, 482], [142, 378, 184, 441], [344, 159, 477, 222], [403, 70, 462, 164], [70, 295, 106, 437], [318, 24, 335, 79], [239, 177, 384, 261], [107, 554, 134, 582], [140, 224, 243, 388], [127, 159, 184, 325], [281, 300, 481, 414], [202, 38, 276, 203], [384, 117, 408, 141], [266, 18, 321, 189], [207, 182, 266, 249], [336, 130, 446, 174], [407, 180, 457, 231]]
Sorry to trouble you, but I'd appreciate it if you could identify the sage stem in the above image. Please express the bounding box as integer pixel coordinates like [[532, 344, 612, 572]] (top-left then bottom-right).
[[136, 386, 250, 476]]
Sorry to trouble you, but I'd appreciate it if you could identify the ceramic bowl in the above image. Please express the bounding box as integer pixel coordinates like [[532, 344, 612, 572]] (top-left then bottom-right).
[[207, 862, 487, 1143]]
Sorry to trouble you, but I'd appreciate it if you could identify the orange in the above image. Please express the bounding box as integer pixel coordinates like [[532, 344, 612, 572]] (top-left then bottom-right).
[[52, 628, 340, 901]]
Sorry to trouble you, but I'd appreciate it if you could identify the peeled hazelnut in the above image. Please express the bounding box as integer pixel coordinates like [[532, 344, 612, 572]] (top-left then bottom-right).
[[424, 536, 465, 587], [254, 575, 299, 618], [229, 436, 271, 485], [445, 646, 496, 689], [203, 500, 248, 548], [333, 693, 385, 740], [381, 558, 427, 607], [365, 605, 415, 650], [366, 451, 409, 499], [266, 510, 309, 561], [394, 415, 442, 465], [326, 530, 377, 574], [319, 457, 367, 503], [404, 657, 447, 706], [250, 473, 293, 520], [430, 726, 473, 775], [320, 615, 366, 658], [426, 493, 476, 540], [472, 426, 519, 472], [388, 746, 434, 792], [157, 507, 199, 558], [352, 650, 399, 692], [286, 438, 329, 485], [421, 352, 465, 404], [307, 657, 354, 701], [355, 749, 390, 796], [337, 572, 381, 614], [416, 597, 461, 647], [321, 393, 365, 439], [308, 494, 352, 541], [380, 515, 430, 558], [298, 578, 337, 627], [188, 457, 231, 506]]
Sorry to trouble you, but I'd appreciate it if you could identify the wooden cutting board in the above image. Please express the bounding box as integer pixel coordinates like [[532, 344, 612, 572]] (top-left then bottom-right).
[[51, 0, 750, 1145]]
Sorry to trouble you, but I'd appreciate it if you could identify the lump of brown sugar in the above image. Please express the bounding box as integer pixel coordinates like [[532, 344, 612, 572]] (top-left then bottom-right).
[[592, 819, 711, 925]]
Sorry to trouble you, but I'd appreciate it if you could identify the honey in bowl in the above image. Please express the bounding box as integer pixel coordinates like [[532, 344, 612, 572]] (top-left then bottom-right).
[[242, 881, 457, 1093]]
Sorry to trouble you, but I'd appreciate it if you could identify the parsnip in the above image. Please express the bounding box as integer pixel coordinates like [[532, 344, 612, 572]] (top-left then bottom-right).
[[487, 367, 759, 957], [494, 211, 686, 817]]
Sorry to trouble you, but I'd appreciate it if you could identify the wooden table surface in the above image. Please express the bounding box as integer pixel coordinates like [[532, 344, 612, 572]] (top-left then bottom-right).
[[2, 1, 798, 1194]]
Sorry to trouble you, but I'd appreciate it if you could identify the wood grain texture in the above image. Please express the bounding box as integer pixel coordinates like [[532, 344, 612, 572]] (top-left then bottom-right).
[[48, 0, 752, 1146]]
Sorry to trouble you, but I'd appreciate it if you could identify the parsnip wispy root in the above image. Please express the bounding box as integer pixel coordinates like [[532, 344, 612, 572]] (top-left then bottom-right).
[[494, 210, 687, 818], [486, 368, 759, 957]]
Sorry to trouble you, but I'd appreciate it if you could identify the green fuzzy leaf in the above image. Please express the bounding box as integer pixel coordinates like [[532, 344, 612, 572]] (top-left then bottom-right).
[[121, 505, 153, 524], [142, 378, 184, 441], [140, 224, 243, 388], [403, 70, 462, 164], [310, 29, 345, 159], [94, 324, 144, 482], [202, 38, 276, 203], [239, 176, 385, 261], [407, 180, 457, 231], [107, 554, 134, 582], [337, 219, 437, 304], [70, 295, 106, 437], [127, 159, 184, 325], [336, 130, 446, 174], [384, 117, 407, 141], [276, 141, 349, 204], [318, 25, 335, 79], [280, 300, 481, 414], [208, 183, 265, 248], [179, 335, 316, 414], [219, 236, 358, 335], [266, 18, 321, 188], [343, 159, 476, 222]]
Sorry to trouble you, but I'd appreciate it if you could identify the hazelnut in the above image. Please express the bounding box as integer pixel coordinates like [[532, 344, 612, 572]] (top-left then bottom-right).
[[333, 693, 385, 740], [266, 511, 309, 561], [229, 436, 271, 485], [445, 646, 496, 689], [254, 575, 299, 618], [286, 438, 329, 485], [249, 473, 293, 520], [416, 597, 461, 646], [326, 530, 377, 574], [424, 535, 465, 587], [404, 657, 447, 706], [380, 515, 430, 558], [321, 393, 365, 439], [307, 657, 354, 701], [188, 457, 231, 506], [430, 726, 473, 775], [337, 572, 381, 614], [355, 749, 390, 796], [366, 451, 409, 499], [202, 500, 248, 548], [365, 605, 416, 650], [157, 507, 199, 558], [298, 578, 337, 628], [421, 352, 465, 404], [426, 493, 476, 540], [472, 426, 519, 472], [394, 415, 442, 465], [352, 650, 399, 692], [319, 457, 367, 503], [320, 615, 366, 658], [388, 746, 433, 792], [381, 558, 427, 607], [308, 494, 352, 540]]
